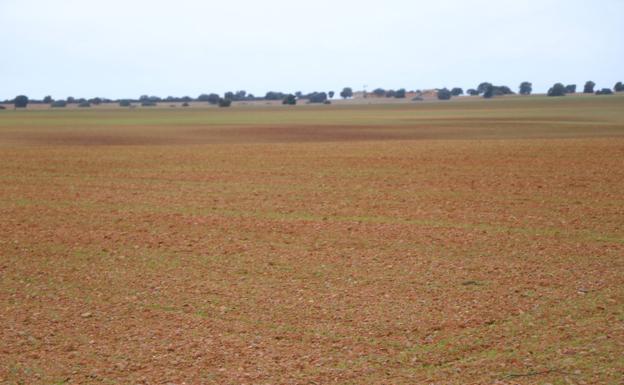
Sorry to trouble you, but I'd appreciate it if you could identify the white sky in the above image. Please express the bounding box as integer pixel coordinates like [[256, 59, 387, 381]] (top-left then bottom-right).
[[1, 0, 622, 99]]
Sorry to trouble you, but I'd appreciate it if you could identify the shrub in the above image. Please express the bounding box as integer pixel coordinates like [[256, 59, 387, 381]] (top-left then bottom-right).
[[218, 98, 232, 107], [466, 89, 479, 96], [565, 84, 576, 94], [595, 88, 613, 95], [51, 100, 67, 108], [141, 101, 157, 107], [78, 102, 91, 108], [614, 82, 624, 92], [119, 100, 132, 107], [182, 102, 190, 107], [0, 106, 6, 110], [394, 89, 406, 98]]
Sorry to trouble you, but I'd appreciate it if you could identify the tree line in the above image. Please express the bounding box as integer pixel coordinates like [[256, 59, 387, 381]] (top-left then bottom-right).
[[3, 82, 623, 109], [436, 80, 622, 100], [3, 87, 354, 108], [545, 81, 621, 97]]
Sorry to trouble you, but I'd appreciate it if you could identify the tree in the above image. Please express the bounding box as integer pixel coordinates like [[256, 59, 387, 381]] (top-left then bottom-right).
[[565, 84, 576, 94], [51, 100, 67, 108], [451, 87, 463, 96], [547, 83, 566, 97], [307, 92, 328, 103], [197, 94, 212, 102], [43, 95, 53, 104], [482, 84, 494, 98], [67, 97, 76, 104], [583, 81, 595, 94], [395, 88, 406, 98], [477, 82, 493, 95], [466, 89, 479, 96], [119, 100, 132, 107], [78, 101, 91, 108], [203, 93, 220, 104], [519, 82, 532, 95], [437, 88, 452, 100], [14, 95, 29, 108], [483, 85, 514, 98], [89, 97, 102, 105], [372, 88, 385, 97], [282, 94, 297, 105], [138, 95, 161, 103], [328, 91, 335, 99], [614, 82, 624, 92], [340, 87, 353, 99], [218, 98, 232, 107], [496, 86, 514, 95], [265, 91, 286, 100]]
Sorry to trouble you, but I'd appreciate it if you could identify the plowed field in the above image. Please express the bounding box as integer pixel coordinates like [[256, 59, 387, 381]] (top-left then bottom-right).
[[1, 96, 623, 384]]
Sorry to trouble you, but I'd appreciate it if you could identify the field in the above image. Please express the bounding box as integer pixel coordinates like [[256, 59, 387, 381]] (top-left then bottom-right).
[[1, 95, 623, 384]]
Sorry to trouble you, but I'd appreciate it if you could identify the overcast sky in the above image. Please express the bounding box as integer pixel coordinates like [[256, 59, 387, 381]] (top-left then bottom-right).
[[1, 0, 622, 100]]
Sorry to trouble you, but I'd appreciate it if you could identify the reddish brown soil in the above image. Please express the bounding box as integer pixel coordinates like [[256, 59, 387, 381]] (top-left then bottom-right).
[[2, 121, 623, 147], [1, 136, 623, 384]]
